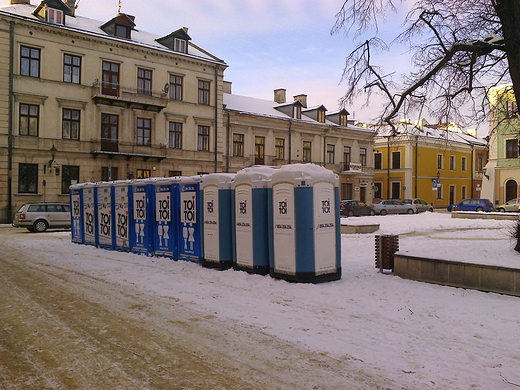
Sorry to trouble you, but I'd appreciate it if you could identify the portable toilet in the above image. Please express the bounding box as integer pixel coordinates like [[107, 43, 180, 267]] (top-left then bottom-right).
[[268, 164, 341, 283], [153, 178, 177, 258], [82, 182, 97, 246], [232, 166, 278, 275], [113, 180, 131, 251], [176, 176, 203, 263], [96, 182, 115, 250], [201, 173, 235, 270], [69, 183, 84, 244], [129, 178, 155, 255]]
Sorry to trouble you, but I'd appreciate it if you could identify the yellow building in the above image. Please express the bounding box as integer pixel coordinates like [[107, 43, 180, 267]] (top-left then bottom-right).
[[373, 123, 488, 208]]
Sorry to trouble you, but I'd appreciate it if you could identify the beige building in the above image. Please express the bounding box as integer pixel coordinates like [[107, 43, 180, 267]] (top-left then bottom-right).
[[223, 86, 376, 202], [0, 0, 227, 222]]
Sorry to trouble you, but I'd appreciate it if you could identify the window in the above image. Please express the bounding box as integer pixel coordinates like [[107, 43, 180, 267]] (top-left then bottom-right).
[[197, 125, 209, 151], [374, 152, 382, 169], [101, 113, 119, 152], [47, 8, 64, 24], [317, 110, 325, 123], [169, 74, 183, 100], [343, 146, 351, 170], [169, 170, 182, 177], [102, 61, 120, 96], [373, 182, 382, 199], [255, 136, 265, 164], [506, 101, 518, 118], [20, 46, 40, 77], [174, 38, 187, 53], [19, 103, 39, 136], [293, 105, 301, 119], [198, 80, 210, 105], [18, 163, 38, 193], [115, 24, 131, 39], [436, 184, 443, 200], [392, 151, 401, 169], [233, 133, 244, 157], [437, 154, 444, 169], [339, 114, 347, 126], [136, 169, 151, 179], [477, 156, 483, 171], [137, 68, 152, 95], [461, 156, 467, 171], [63, 54, 81, 84], [360, 148, 367, 167], [62, 165, 79, 194], [303, 141, 311, 162], [136, 118, 151, 146], [101, 166, 118, 181], [449, 155, 455, 170], [391, 182, 401, 199], [461, 185, 467, 200], [275, 138, 285, 160], [169, 122, 182, 149], [506, 139, 519, 158], [327, 144, 335, 164], [62, 108, 80, 140]]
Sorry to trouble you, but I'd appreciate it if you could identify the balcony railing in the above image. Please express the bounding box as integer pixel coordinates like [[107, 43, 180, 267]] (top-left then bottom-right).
[[91, 82, 168, 112]]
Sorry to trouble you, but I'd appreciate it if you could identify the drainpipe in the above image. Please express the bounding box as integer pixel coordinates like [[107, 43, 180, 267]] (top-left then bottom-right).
[[288, 119, 293, 164], [414, 136, 418, 198], [214, 66, 219, 172], [471, 145, 475, 197], [386, 135, 391, 199], [225, 109, 230, 172], [7, 21, 14, 220]]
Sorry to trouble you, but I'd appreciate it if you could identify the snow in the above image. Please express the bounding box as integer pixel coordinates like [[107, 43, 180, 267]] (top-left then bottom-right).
[[5, 212, 520, 389]]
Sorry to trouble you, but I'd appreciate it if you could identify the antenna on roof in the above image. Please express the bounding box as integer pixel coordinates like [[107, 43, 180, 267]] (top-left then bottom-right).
[[117, 0, 122, 13]]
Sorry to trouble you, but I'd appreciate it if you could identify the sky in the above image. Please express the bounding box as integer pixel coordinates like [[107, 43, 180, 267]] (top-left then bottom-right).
[[1, 0, 416, 124]]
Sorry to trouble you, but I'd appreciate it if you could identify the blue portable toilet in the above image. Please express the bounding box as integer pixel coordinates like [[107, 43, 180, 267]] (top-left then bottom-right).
[[268, 164, 341, 283], [113, 180, 131, 251], [232, 166, 278, 275], [82, 182, 97, 246], [130, 178, 155, 255], [97, 182, 115, 250], [69, 183, 84, 244], [176, 176, 203, 263], [153, 178, 177, 258], [201, 173, 235, 270]]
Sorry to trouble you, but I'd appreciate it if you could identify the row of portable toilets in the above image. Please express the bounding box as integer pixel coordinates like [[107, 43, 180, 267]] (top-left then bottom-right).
[[70, 164, 341, 283]]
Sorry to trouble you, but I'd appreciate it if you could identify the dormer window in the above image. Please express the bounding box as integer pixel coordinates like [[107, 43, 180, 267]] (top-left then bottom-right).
[[115, 24, 131, 39], [339, 114, 347, 126], [101, 13, 136, 40], [174, 38, 187, 53], [47, 8, 64, 24], [317, 109, 325, 123], [293, 105, 301, 119]]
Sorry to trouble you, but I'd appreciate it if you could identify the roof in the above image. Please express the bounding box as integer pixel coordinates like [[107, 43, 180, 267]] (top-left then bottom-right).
[[0, 3, 226, 65], [223, 93, 374, 133], [375, 123, 487, 147]]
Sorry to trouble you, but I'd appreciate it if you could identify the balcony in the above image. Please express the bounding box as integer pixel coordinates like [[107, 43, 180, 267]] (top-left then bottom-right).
[[91, 82, 168, 112], [91, 140, 167, 162]]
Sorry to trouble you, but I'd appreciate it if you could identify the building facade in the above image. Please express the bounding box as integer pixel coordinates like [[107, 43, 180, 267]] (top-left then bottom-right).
[[0, 0, 227, 222], [373, 123, 488, 208], [482, 84, 520, 204], [223, 87, 376, 203]]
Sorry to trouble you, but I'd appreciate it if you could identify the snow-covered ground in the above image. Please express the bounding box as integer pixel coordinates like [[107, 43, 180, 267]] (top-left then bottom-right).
[[3, 212, 520, 389]]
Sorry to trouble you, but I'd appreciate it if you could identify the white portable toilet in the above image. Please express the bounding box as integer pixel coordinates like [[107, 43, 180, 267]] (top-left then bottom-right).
[[232, 166, 278, 275], [113, 180, 131, 251], [200, 173, 236, 270], [268, 164, 341, 283]]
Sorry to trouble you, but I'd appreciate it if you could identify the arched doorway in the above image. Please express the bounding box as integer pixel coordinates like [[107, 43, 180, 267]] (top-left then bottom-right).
[[505, 179, 517, 202]]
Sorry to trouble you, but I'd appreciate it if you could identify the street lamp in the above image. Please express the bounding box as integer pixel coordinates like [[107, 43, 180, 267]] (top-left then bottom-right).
[[48, 144, 57, 167]]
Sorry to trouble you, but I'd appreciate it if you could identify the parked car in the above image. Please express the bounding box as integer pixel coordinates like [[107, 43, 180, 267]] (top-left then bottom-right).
[[12, 202, 71, 232], [496, 198, 520, 212], [340, 200, 375, 217], [447, 198, 494, 212], [371, 200, 417, 215], [402, 198, 434, 213]]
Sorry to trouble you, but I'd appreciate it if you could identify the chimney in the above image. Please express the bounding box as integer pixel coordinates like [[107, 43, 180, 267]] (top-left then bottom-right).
[[274, 88, 286, 104], [293, 94, 307, 108], [10, 0, 30, 4], [64, 0, 76, 16]]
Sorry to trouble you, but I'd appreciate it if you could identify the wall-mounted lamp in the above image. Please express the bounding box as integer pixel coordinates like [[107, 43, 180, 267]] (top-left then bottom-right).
[[48, 144, 57, 168]]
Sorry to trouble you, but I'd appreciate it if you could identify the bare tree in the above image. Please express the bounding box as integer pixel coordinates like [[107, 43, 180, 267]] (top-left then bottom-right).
[[332, 0, 520, 132]]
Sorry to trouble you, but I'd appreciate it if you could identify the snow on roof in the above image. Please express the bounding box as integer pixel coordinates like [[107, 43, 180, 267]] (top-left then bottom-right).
[[0, 3, 226, 65], [376, 123, 487, 146]]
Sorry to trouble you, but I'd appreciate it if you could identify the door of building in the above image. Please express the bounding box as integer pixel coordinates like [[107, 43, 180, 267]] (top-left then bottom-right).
[[506, 180, 517, 202]]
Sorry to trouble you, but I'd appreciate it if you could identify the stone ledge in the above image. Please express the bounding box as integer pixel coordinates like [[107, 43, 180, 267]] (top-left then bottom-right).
[[451, 212, 519, 220], [394, 254, 520, 297], [341, 224, 380, 234]]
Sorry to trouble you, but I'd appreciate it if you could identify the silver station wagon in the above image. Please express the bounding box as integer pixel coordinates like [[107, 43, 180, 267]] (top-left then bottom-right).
[[12, 202, 71, 232]]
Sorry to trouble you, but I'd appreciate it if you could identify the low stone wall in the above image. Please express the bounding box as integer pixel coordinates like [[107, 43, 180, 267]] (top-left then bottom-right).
[[394, 254, 520, 297], [341, 224, 380, 234], [451, 212, 519, 220]]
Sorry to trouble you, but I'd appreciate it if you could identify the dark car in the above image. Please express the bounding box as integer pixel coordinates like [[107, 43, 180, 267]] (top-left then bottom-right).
[[340, 200, 375, 217], [447, 198, 494, 212], [402, 198, 434, 213]]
